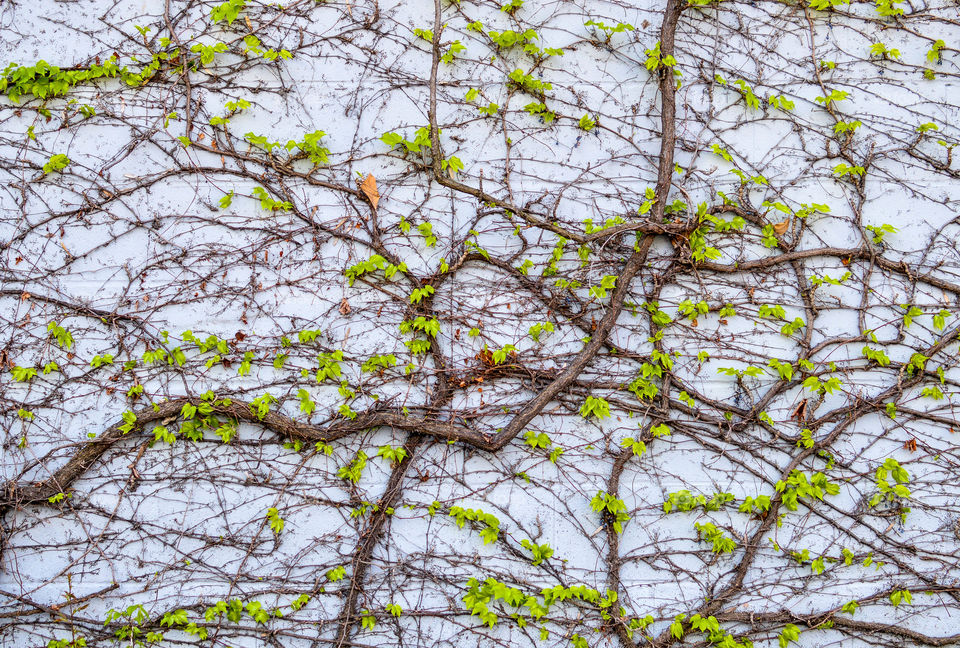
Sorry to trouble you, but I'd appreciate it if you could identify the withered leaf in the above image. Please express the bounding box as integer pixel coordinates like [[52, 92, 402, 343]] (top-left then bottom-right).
[[791, 399, 808, 422], [772, 218, 790, 236], [339, 298, 351, 315], [359, 173, 379, 209]]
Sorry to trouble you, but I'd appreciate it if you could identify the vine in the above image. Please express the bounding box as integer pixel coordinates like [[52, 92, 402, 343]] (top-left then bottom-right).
[[1, 0, 960, 647]]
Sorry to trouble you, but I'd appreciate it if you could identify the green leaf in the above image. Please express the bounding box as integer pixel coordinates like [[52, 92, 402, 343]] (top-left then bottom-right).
[[42, 153, 70, 174], [380, 132, 403, 147]]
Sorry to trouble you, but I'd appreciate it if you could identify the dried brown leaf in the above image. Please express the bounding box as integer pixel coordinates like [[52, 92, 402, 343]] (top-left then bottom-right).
[[791, 399, 808, 422], [772, 218, 790, 236], [359, 173, 379, 209]]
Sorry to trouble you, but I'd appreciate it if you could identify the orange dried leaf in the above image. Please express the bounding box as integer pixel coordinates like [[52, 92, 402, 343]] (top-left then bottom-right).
[[772, 218, 790, 236], [791, 399, 808, 422], [359, 174, 379, 209]]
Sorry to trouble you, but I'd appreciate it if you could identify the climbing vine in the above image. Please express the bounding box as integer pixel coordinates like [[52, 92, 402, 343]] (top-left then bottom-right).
[[1, 0, 959, 647]]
